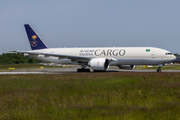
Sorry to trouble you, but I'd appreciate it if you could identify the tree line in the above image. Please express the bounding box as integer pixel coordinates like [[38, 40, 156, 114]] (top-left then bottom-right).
[[174, 53, 180, 57], [0, 53, 43, 64]]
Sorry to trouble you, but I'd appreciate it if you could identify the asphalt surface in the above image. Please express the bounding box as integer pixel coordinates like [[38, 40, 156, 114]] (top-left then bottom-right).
[[1, 66, 180, 74]]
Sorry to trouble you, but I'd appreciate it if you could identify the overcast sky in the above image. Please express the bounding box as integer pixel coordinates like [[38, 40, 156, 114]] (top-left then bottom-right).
[[0, 0, 180, 54]]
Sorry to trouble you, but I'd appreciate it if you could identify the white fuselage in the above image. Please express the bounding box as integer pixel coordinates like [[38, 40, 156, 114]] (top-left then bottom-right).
[[28, 47, 176, 65]]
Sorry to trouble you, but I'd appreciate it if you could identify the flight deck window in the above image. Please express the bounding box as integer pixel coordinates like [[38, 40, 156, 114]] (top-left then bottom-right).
[[166, 53, 173, 55]]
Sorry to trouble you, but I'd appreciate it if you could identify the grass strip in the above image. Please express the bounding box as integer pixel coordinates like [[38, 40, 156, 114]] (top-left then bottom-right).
[[0, 73, 180, 119]]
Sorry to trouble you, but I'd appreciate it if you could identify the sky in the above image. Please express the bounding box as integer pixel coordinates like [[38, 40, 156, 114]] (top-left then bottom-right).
[[0, 0, 180, 54]]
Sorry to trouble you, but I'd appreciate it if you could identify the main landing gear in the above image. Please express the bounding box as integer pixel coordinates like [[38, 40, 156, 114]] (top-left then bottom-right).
[[77, 68, 90, 72], [157, 64, 164, 72], [77, 64, 90, 72]]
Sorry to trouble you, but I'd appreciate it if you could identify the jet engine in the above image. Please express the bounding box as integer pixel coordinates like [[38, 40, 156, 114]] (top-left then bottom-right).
[[88, 58, 110, 71], [118, 65, 135, 69]]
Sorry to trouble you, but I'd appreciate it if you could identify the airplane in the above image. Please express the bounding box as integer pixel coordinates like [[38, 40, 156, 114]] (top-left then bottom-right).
[[10, 24, 176, 72]]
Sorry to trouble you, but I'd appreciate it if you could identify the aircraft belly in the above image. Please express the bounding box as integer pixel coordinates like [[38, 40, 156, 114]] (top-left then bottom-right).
[[111, 58, 167, 65]]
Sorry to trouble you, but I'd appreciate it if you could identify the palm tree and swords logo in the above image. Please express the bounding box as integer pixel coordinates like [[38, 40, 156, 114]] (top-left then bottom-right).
[[30, 35, 38, 47]]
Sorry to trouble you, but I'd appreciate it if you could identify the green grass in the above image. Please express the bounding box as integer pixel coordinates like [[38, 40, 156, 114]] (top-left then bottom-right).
[[0, 73, 180, 119], [0, 63, 63, 71]]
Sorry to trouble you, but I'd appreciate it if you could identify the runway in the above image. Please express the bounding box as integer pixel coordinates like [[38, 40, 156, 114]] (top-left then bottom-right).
[[1, 66, 180, 74]]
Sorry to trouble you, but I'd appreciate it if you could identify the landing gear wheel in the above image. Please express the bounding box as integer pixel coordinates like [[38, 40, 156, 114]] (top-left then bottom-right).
[[157, 69, 162, 72], [93, 70, 105, 72], [77, 68, 90, 72]]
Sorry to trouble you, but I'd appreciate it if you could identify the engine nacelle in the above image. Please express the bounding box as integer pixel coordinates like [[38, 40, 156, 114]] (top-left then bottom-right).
[[118, 65, 135, 69], [88, 58, 110, 71]]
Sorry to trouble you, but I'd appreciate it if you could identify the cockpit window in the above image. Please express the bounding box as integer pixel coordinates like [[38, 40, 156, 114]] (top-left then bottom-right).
[[165, 53, 173, 55]]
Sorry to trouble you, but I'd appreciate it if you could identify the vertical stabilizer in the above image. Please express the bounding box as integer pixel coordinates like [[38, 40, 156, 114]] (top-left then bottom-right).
[[24, 24, 48, 50]]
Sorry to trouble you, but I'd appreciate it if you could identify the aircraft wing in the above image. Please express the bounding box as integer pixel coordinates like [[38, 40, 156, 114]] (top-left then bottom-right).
[[9, 50, 117, 63], [9, 50, 92, 62]]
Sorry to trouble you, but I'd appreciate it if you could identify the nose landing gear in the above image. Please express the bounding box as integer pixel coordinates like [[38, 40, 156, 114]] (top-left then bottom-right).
[[157, 67, 162, 72], [157, 64, 164, 72]]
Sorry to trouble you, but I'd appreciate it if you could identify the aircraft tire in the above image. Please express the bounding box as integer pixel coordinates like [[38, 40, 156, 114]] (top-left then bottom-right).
[[93, 70, 105, 72], [77, 68, 90, 72], [157, 69, 162, 72]]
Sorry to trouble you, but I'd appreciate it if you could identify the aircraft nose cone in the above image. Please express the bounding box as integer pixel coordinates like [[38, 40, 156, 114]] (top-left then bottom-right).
[[170, 55, 179, 63], [173, 55, 176, 60]]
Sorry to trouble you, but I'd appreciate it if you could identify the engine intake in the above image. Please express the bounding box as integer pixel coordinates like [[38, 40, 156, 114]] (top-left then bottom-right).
[[88, 58, 110, 71]]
